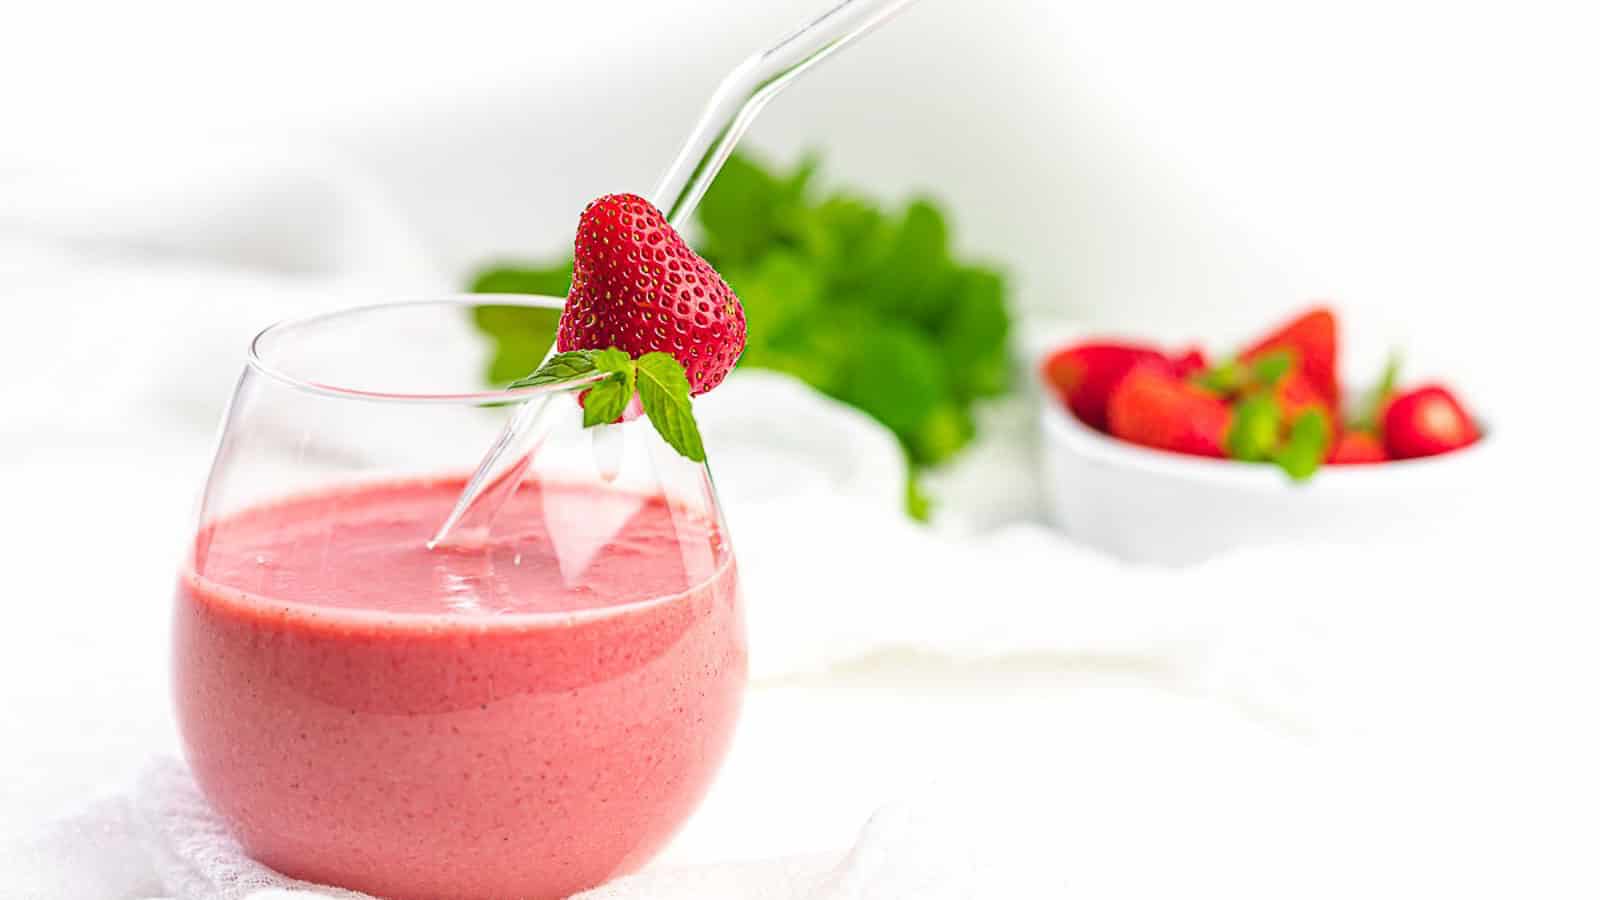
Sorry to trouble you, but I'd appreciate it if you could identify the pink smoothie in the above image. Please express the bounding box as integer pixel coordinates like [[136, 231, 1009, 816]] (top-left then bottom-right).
[[173, 477, 745, 900]]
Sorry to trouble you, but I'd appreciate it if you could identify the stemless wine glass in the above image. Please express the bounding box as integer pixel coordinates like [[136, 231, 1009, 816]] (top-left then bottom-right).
[[172, 297, 746, 900]]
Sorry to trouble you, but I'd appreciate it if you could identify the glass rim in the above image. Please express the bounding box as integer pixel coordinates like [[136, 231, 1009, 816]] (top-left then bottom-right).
[[247, 295, 607, 405]]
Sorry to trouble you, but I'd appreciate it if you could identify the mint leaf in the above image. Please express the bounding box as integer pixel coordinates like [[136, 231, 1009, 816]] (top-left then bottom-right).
[[1199, 350, 1297, 397], [469, 266, 571, 384], [506, 351, 598, 389], [1375, 353, 1401, 400], [483, 330, 550, 385], [699, 153, 1010, 474], [909, 403, 976, 467], [866, 199, 955, 326], [471, 262, 573, 297], [722, 251, 824, 362], [472, 303, 562, 384], [579, 348, 637, 427], [1351, 352, 1402, 433], [697, 154, 809, 266], [634, 353, 706, 462], [1226, 394, 1282, 462], [1195, 359, 1244, 395], [580, 380, 631, 426], [509, 347, 704, 461], [938, 267, 1011, 400], [905, 471, 933, 523], [468, 151, 1017, 516], [1272, 409, 1331, 481], [812, 194, 891, 285], [833, 320, 947, 448], [591, 347, 634, 379], [1250, 349, 1297, 388]]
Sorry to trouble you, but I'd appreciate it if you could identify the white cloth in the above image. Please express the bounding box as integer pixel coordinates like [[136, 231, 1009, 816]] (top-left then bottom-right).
[[4, 140, 1596, 899], [0, 140, 445, 454]]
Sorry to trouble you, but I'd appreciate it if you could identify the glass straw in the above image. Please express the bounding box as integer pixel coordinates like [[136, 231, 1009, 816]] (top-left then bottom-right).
[[430, 0, 921, 548]]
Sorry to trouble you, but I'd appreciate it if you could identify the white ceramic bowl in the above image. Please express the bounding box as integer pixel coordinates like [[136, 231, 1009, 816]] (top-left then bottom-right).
[[1038, 383, 1492, 566]]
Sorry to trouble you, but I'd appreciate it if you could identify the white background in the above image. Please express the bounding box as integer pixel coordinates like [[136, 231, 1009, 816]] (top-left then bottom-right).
[[4, 1, 1599, 895], [7, 0, 1597, 354]]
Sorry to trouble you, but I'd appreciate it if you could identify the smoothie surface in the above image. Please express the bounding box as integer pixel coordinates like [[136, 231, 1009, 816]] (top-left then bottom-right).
[[192, 477, 727, 618]]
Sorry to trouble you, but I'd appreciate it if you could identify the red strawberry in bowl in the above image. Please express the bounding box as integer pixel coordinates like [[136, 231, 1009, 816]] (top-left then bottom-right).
[[1041, 342, 1169, 433], [1327, 431, 1388, 465], [1168, 346, 1209, 379], [1106, 363, 1231, 458], [557, 193, 746, 395], [1382, 384, 1480, 459], [1037, 305, 1489, 564], [1240, 306, 1340, 414], [1273, 369, 1333, 427]]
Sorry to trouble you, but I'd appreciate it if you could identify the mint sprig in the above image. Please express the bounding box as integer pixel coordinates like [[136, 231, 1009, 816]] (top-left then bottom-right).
[[508, 348, 706, 462], [580, 348, 635, 427], [1225, 395, 1282, 462], [635, 353, 706, 462], [1195, 349, 1298, 397], [1224, 395, 1331, 481], [468, 151, 1013, 520], [1272, 409, 1331, 481], [1250, 349, 1298, 389], [508, 350, 599, 386], [1349, 352, 1401, 434]]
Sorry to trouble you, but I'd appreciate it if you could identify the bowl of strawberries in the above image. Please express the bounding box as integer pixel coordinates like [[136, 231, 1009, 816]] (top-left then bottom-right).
[[1038, 307, 1487, 565]]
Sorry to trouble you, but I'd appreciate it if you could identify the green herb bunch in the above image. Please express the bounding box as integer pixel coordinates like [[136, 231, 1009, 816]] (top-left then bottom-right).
[[469, 152, 1014, 518]]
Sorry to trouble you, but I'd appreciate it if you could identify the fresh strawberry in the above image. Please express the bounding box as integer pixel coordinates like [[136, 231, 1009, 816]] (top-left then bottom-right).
[[1327, 431, 1388, 465], [556, 193, 746, 395], [1041, 342, 1169, 432], [1274, 370, 1333, 425], [1240, 306, 1340, 415], [1169, 347, 1209, 378], [509, 194, 741, 463], [1107, 363, 1231, 458], [1382, 384, 1480, 459]]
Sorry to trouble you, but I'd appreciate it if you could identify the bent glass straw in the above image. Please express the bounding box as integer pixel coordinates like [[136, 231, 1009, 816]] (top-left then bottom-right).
[[430, 0, 922, 548]]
